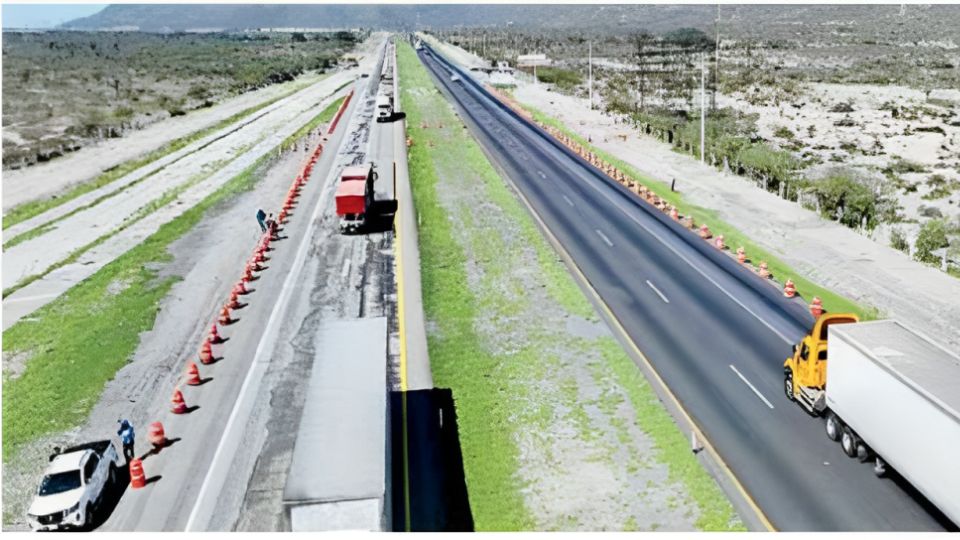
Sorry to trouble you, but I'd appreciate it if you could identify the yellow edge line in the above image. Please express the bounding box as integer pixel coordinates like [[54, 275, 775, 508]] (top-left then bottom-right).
[[481, 99, 776, 532]]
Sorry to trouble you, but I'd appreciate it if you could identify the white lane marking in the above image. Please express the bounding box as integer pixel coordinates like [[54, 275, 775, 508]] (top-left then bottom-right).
[[341, 257, 351, 280], [185, 111, 354, 532], [3, 293, 59, 304], [729, 365, 775, 409], [595, 229, 613, 247], [646, 280, 670, 304], [562, 195, 574, 207], [537, 170, 546, 180]]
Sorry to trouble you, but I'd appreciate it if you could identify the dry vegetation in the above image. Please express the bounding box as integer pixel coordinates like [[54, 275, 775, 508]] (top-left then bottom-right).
[[1, 30, 364, 169]]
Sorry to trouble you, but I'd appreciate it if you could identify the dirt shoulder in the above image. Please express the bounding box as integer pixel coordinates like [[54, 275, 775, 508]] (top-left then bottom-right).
[[512, 82, 960, 350]]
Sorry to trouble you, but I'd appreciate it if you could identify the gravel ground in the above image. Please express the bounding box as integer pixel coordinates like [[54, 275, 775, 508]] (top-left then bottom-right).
[[512, 82, 960, 351]]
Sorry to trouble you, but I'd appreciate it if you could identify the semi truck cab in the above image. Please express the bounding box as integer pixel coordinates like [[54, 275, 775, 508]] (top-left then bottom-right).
[[784, 313, 858, 413]]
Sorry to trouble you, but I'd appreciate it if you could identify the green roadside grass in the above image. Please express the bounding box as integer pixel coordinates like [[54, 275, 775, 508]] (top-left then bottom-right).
[[522, 104, 878, 321], [2, 73, 328, 232], [1, 95, 345, 463], [400, 42, 742, 531]]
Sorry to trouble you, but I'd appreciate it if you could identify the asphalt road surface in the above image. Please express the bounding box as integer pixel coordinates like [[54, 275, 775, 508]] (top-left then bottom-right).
[[417, 44, 954, 532]]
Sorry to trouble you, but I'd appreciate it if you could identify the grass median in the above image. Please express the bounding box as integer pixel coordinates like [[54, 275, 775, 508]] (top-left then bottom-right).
[[1, 95, 345, 463], [400, 41, 742, 531]]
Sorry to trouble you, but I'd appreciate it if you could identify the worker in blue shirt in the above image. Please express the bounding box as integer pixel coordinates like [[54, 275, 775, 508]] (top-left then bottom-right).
[[117, 419, 135, 463], [256, 208, 267, 233]]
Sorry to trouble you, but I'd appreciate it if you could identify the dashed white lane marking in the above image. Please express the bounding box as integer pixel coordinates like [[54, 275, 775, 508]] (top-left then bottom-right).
[[341, 258, 351, 280], [595, 229, 613, 247], [730, 365, 775, 409], [562, 195, 574, 207], [646, 280, 670, 304], [537, 170, 546, 180]]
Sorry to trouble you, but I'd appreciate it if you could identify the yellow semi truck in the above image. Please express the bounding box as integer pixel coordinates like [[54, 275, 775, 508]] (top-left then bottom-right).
[[783, 315, 960, 526]]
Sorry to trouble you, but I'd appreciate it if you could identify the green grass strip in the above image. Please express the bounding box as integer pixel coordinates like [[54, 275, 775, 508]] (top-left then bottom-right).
[[2, 73, 327, 231], [1, 95, 345, 463], [522, 104, 878, 321]]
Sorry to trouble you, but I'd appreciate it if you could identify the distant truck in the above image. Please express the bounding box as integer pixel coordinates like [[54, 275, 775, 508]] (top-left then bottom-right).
[[27, 440, 122, 531], [376, 94, 394, 122], [335, 163, 377, 233], [784, 316, 960, 526]]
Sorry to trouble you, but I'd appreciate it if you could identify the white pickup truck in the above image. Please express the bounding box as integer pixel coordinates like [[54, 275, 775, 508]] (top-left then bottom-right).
[[26, 440, 122, 531]]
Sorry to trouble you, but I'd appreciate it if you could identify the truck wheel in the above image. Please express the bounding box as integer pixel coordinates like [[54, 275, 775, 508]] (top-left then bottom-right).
[[856, 442, 870, 462], [841, 427, 859, 458], [825, 412, 842, 441], [84, 502, 93, 528], [784, 371, 795, 401]]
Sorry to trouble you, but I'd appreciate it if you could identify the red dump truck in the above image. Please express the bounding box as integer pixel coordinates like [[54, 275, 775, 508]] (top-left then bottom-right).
[[335, 163, 377, 233]]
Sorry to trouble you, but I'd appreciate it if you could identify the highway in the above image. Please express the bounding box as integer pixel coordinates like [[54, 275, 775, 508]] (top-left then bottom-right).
[[95, 40, 401, 531], [417, 43, 954, 532]]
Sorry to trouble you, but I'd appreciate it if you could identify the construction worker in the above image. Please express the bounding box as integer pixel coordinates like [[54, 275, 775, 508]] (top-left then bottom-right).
[[256, 208, 267, 233], [265, 213, 278, 238], [117, 419, 135, 463]]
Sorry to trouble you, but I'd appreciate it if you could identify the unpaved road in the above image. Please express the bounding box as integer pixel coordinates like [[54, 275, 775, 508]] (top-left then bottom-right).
[[2, 39, 386, 328]]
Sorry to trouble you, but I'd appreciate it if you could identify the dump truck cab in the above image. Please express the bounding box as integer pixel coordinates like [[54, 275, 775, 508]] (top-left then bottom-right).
[[335, 163, 377, 234], [784, 313, 858, 413]]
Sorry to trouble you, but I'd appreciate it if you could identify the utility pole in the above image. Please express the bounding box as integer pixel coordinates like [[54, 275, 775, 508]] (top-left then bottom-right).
[[588, 40, 593, 109], [714, 3, 720, 111], [700, 52, 706, 164]]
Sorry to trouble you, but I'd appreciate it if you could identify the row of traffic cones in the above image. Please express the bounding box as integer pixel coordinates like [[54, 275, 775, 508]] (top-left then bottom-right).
[[135, 113, 338, 490], [487, 89, 824, 319]]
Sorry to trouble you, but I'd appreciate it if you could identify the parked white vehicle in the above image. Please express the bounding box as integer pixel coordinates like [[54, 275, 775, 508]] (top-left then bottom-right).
[[26, 440, 121, 531], [376, 94, 394, 122]]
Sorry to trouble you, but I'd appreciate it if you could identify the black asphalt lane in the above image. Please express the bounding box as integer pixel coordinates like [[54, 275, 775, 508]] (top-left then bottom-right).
[[418, 45, 952, 531]]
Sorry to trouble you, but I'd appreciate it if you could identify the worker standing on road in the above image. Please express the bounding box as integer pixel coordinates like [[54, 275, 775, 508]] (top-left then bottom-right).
[[256, 208, 267, 233], [117, 419, 135, 463]]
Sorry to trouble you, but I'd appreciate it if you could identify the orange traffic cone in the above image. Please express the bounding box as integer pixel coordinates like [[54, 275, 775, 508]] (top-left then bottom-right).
[[227, 291, 241, 310], [234, 280, 249, 295], [758, 262, 771, 279], [714, 235, 725, 250], [171, 388, 188, 414], [810, 297, 823, 319], [147, 421, 166, 448], [129, 458, 146, 489], [783, 279, 797, 298], [199, 339, 214, 364], [242, 266, 254, 282], [737, 247, 746, 264], [209, 323, 222, 344], [699, 224, 712, 240], [218, 305, 233, 325], [185, 362, 202, 385], [670, 207, 679, 221]]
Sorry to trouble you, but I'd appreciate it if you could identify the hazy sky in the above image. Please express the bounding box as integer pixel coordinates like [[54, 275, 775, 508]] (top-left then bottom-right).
[[2, 4, 107, 29]]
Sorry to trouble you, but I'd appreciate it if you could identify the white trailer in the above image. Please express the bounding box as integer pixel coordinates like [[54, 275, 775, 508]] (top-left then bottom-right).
[[826, 320, 960, 526]]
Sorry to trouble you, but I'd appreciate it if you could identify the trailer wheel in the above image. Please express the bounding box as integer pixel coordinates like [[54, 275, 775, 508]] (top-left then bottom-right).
[[825, 412, 842, 441], [784, 371, 795, 402], [841, 427, 859, 458], [856, 442, 870, 462]]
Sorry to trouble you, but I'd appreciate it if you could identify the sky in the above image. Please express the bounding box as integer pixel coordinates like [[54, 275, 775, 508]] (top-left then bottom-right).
[[2, 4, 107, 29]]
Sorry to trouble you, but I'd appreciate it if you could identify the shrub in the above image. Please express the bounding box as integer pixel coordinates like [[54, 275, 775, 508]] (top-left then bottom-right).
[[811, 170, 881, 229], [532, 66, 582, 91], [889, 227, 910, 253], [914, 219, 950, 264], [773, 125, 795, 140]]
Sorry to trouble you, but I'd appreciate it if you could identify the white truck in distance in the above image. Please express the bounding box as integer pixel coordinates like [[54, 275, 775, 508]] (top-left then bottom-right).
[[26, 440, 121, 531], [376, 94, 394, 122]]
